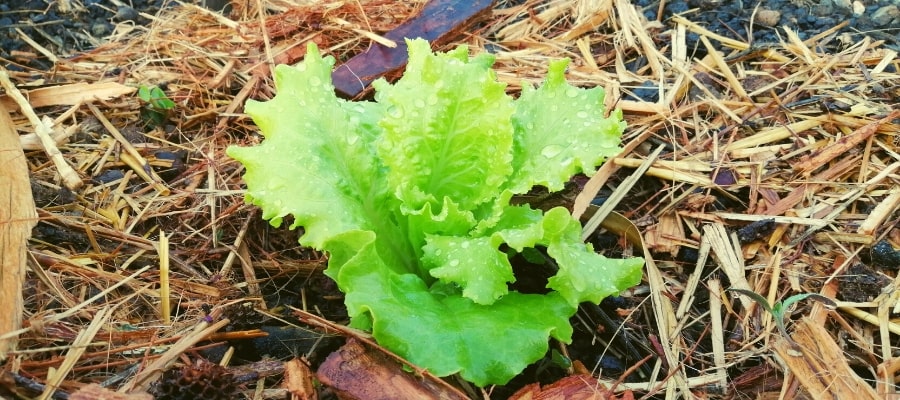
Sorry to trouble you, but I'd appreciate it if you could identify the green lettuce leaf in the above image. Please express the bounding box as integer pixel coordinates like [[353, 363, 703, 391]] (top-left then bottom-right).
[[374, 41, 514, 212], [507, 59, 626, 193], [227, 38, 643, 386]]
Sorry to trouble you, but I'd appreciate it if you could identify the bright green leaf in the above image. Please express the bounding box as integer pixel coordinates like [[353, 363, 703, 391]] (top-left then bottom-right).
[[374, 40, 514, 212], [424, 235, 514, 305], [507, 59, 625, 193]]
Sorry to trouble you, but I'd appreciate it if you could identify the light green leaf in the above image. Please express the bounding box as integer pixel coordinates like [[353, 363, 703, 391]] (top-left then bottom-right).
[[424, 235, 514, 305], [486, 204, 546, 251], [333, 234, 575, 386], [226, 45, 415, 270], [507, 59, 626, 193], [374, 39, 514, 212], [543, 208, 643, 306], [403, 197, 478, 265]]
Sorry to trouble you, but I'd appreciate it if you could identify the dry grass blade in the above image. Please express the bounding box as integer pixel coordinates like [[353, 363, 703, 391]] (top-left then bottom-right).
[[581, 145, 665, 241], [0, 70, 82, 190], [38, 307, 112, 400], [121, 318, 231, 394]]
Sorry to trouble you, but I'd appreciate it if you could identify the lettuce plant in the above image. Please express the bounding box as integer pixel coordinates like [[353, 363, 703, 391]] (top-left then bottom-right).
[[227, 39, 643, 386]]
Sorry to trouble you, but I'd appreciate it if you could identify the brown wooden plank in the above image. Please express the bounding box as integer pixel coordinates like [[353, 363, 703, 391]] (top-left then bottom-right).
[[332, 0, 495, 99]]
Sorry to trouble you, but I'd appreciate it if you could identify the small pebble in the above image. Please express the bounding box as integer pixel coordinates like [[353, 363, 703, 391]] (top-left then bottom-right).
[[871, 5, 899, 26], [833, 0, 853, 12], [756, 9, 781, 27], [93, 169, 126, 185], [852, 0, 865, 16], [91, 22, 109, 37], [813, 2, 834, 17], [115, 5, 139, 22], [871, 240, 900, 269]]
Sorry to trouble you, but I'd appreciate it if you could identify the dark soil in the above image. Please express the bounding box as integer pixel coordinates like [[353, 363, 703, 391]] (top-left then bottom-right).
[[634, 0, 899, 51], [0, 0, 177, 69]]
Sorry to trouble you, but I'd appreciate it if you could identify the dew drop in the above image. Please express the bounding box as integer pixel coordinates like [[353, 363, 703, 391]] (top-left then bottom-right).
[[449, 259, 460, 267], [461, 241, 470, 249], [435, 249, 443, 256], [565, 88, 578, 98], [308, 76, 322, 87], [541, 144, 564, 158], [577, 111, 588, 118], [426, 94, 439, 105], [414, 99, 425, 108], [388, 106, 403, 118]]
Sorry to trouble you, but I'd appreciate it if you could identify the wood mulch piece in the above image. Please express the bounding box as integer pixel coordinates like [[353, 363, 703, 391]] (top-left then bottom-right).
[[1, 0, 898, 399]]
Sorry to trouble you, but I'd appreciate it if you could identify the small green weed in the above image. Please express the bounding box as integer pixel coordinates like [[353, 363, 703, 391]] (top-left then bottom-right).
[[138, 85, 175, 127], [728, 288, 836, 348]]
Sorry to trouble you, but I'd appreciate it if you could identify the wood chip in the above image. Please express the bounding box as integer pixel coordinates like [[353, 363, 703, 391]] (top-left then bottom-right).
[[317, 339, 468, 400], [774, 318, 880, 400], [0, 85, 37, 362]]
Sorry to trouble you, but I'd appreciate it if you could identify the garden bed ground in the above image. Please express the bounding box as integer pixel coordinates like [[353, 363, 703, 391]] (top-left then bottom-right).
[[1, 0, 899, 399]]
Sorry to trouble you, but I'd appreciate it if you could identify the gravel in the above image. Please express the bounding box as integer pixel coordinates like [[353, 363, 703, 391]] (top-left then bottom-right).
[[0, 0, 175, 70], [633, 0, 899, 51]]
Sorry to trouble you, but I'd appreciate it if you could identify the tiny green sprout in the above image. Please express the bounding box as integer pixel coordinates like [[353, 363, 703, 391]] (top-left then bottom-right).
[[138, 85, 175, 127], [727, 288, 836, 348], [550, 349, 572, 370], [138, 85, 175, 110]]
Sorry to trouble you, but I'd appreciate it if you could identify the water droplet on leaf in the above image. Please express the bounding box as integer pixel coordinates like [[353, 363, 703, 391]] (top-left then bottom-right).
[[388, 106, 403, 118], [541, 144, 564, 158]]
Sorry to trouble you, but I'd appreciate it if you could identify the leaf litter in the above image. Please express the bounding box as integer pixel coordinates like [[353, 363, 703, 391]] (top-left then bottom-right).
[[0, 0, 898, 398]]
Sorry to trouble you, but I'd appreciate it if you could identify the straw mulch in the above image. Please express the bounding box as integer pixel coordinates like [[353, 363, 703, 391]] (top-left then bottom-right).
[[1, 0, 898, 398]]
